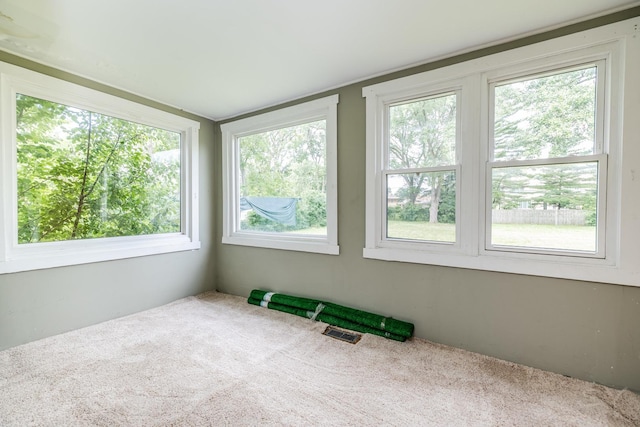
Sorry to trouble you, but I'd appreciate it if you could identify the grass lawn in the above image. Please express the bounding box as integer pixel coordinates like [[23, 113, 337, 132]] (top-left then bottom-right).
[[387, 221, 596, 251], [491, 223, 596, 251], [241, 223, 327, 235], [288, 226, 327, 235], [388, 221, 455, 243]]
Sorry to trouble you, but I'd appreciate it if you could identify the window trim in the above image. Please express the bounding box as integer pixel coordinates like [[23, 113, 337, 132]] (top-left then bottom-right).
[[221, 94, 339, 255], [363, 18, 639, 287], [484, 60, 608, 258], [0, 62, 201, 274], [365, 77, 473, 256]]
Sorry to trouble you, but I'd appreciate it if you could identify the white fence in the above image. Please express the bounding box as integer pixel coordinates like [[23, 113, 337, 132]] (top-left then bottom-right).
[[492, 209, 588, 226]]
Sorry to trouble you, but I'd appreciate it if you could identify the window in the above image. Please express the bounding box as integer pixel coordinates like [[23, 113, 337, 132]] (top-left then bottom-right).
[[363, 19, 640, 286], [386, 93, 459, 245], [0, 63, 200, 274], [221, 95, 338, 255], [487, 64, 606, 257]]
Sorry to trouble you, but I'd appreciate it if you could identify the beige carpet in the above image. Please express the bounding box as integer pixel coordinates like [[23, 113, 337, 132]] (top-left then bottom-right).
[[0, 292, 638, 426]]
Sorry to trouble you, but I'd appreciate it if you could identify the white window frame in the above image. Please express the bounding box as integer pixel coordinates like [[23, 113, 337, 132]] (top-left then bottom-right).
[[0, 62, 201, 274], [374, 82, 470, 253], [384, 90, 462, 247], [221, 94, 339, 255], [363, 18, 640, 287], [485, 60, 608, 258]]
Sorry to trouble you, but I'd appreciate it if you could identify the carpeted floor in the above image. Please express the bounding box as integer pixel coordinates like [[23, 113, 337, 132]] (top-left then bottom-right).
[[1, 291, 638, 426]]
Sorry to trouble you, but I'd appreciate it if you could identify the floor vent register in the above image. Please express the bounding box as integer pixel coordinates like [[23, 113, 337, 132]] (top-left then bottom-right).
[[323, 326, 362, 344]]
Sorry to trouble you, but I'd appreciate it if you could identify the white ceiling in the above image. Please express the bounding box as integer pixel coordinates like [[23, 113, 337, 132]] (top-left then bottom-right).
[[0, 1, 637, 121]]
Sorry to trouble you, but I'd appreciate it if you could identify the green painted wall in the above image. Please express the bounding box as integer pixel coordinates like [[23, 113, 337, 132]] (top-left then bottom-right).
[[215, 7, 640, 391], [0, 53, 217, 351]]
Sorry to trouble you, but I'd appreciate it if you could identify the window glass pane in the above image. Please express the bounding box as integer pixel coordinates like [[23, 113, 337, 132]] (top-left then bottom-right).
[[491, 162, 598, 252], [493, 66, 597, 161], [239, 120, 327, 235], [387, 171, 456, 243], [16, 94, 181, 244], [389, 94, 456, 169]]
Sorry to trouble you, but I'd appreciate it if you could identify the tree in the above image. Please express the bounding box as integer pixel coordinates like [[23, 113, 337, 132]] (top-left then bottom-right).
[[16, 94, 180, 244], [436, 172, 456, 224], [389, 94, 456, 223], [531, 163, 597, 225], [492, 66, 598, 214], [239, 120, 327, 232]]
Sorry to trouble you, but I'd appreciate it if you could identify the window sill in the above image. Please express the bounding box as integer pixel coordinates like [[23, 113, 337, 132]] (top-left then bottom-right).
[[0, 235, 200, 274], [222, 235, 339, 255], [362, 246, 635, 287]]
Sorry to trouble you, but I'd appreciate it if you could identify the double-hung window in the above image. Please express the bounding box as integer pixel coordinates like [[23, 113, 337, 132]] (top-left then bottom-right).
[[363, 18, 639, 286], [386, 92, 460, 245], [364, 74, 474, 262], [0, 62, 200, 274], [487, 63, 606, 257], [221, 95, 339, 255]]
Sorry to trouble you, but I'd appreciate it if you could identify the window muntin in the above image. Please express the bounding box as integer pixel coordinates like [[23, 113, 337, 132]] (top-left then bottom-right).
[[384, 93, 459, 244], [238, 119, 327, 235], [488, 63, 605, 257], [221, 94, 338, 255], [0, 63, 200, 274], [16, 94, 181, 244]]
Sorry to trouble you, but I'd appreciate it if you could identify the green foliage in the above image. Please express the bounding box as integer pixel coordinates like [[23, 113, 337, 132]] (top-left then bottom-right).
[[387, 204, 430, 222], [492, 66, 599, 213], [298, 191, 327, 228], [584, 211, 597, 226], [16, 94, 180, 244], [243, 192, 327, 232], [389, 94, 456, 170], [387, 172, 455, 224], [436, 175, 456, 224], [239, 120, 328, 232], [494, 67, 596, 161], [388, 94, 457, 223], [531, 165, 592, 210]]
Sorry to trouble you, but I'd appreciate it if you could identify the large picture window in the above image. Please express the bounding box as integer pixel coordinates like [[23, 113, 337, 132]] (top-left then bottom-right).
[[363, 19, 640, 286], [221, 95, 338, 255], [0, 63, 200, 274], [16, 94, 182, 243]]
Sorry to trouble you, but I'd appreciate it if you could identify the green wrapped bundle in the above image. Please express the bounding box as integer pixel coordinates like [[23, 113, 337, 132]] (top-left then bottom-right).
[[248, 297, 407, 342], [248, 290, 414, 341], [248, 297, 305, 317]]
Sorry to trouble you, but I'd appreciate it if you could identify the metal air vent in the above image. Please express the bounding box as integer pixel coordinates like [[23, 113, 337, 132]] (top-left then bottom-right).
[[322, 326, 362, 344]]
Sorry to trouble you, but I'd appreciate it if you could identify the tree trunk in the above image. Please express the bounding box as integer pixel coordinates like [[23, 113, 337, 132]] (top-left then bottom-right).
[[429, 180, 442, 224], [71, 113, 93, 238]]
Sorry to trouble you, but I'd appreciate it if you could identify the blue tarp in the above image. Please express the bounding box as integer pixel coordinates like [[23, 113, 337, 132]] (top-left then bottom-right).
[[240, 197, 298, 226]]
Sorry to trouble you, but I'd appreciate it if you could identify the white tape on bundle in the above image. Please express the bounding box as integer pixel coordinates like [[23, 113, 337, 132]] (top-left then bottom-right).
[[309, 303, 325, 321], [260, 301, 269, 308], [380, 317, 387, 330], [263, 292, 275, 302]]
